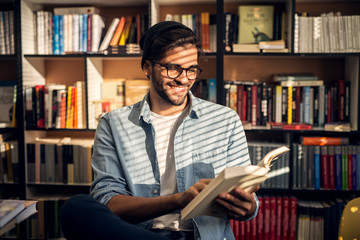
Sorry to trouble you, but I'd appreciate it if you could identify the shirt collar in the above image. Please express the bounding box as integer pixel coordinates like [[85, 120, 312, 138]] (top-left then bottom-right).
[[137, 91, 201, 124]]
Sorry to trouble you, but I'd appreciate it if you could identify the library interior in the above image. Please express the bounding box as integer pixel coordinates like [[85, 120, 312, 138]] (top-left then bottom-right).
[[0, 0, 360, 239]]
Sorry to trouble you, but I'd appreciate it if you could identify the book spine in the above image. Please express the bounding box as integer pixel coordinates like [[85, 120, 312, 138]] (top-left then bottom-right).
[[334, 146, 342, 190], [320, 146, 329, 189], [314, 146, 321, 190], [341, 146, 348, 190], [287, 86, 293, 124], [251, 85, 257, 126]]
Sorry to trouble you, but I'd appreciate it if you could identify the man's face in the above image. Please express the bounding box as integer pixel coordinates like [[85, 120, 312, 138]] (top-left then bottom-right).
[[149, 44, 199, 107]]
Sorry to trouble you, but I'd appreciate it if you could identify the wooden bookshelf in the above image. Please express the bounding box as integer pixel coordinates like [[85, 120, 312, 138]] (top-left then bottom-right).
[[0, 0, 359, 238]]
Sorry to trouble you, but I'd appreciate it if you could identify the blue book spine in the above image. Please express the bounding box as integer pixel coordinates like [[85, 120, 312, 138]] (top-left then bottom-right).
[[82, 14, 88, 52], [314, 146, 321, 190], [334, 146, 342, 190], [59, 15, 64, 54], [208, 78, 216, 103], [52, 15, 60, 54], [356, 146, 360, 190], [79, 14, 83, 52], [351, 146, 357, 190], [303, 86, 311, 124]]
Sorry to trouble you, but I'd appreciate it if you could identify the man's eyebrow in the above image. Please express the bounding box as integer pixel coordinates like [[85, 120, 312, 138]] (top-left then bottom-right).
[[166, 63, 200, 68]]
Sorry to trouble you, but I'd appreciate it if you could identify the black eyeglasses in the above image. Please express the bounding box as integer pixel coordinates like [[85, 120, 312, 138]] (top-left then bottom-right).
[[153, 61, 202, 80]]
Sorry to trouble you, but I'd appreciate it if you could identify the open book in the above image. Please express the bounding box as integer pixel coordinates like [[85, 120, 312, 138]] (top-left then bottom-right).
[[180, 146, 290, 221]]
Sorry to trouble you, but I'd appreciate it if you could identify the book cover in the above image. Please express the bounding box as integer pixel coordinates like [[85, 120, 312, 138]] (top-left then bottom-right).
[[98, 17, 120, 52], [0, 81, 16, 126], [181, 146, 289, 220], [0, 200, 25, 228], [238, 5, 274, 44], [125, 79, 150, 106]]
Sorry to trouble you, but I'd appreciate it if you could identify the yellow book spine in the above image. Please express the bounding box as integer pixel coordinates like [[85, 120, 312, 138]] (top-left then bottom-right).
[[287, 86, 293, 124]]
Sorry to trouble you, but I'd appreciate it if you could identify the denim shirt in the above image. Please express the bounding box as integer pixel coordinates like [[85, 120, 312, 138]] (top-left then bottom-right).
[[90, 92, 258, 240]]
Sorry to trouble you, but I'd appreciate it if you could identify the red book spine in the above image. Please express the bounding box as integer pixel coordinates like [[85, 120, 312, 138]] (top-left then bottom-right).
[[257, 196, 264, 240], [328, 146, 336, 189], [242, 89, 247, 122], [240, 220, 246, 240], [275, 197, 283, 240], [263, 196, 270, 240], [87, 15, 92, 52], [282, 196, 290, 240], [60, 91, 67, 129], [288, 197, 298, 240], [338, 79, 345, 121], [321, 146, 329, 189], [270, 196, 276, 240], [327, 87, 331, 123]]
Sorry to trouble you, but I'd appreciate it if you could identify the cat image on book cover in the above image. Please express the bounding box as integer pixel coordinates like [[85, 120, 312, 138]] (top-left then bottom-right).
[[181, 145, 290, 221]]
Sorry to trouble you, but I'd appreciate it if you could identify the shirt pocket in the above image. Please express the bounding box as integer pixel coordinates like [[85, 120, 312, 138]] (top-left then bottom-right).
[[192, 148, 227, 182]]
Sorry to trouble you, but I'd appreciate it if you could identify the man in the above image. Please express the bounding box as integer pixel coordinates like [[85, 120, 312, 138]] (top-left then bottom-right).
[[60, 21, 258, 240]]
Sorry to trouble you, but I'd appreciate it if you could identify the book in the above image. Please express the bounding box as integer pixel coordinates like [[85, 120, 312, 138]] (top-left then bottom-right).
[[232, 43, 260, 53], [0, 199, 37, 236], [180, 146, 290, 220], [125, 79, 150, 106], [109, 16, 126, 46], [0, 81, 16, 126], [238, 5, 274, 44], [301, 136, 349, 145], [98, 17, 120, 53], [280, 80, 324, 87], [0, 199, 25, 228], [53, 6, 100, 15], [258, 39, 285, 49], [324, 122, 350, 132]]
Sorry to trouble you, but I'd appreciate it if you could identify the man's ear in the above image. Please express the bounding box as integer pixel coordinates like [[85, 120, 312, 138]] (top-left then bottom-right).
[[142, 60, 152, 79]]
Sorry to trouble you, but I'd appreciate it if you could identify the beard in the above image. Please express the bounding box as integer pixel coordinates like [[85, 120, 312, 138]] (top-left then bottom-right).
[[151, 71, 191, 106]]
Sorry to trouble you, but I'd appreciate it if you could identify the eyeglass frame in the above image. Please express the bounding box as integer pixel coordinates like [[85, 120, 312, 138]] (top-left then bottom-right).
[[152, 61, 203, 80]]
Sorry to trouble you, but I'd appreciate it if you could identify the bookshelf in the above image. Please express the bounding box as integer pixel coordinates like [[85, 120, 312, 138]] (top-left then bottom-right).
[[1, 0, 359, 238]]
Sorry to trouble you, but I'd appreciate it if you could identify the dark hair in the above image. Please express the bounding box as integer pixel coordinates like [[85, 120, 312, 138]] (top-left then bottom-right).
[[147, 28, 202, 66], [140, 21, 203, 69]]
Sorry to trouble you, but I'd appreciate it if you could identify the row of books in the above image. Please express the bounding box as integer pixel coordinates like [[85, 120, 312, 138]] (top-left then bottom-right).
[[0, 140, 18, 184], [230, 195, 347, 240], [230, 195, 297, 240], [34, 10, 105, 55], [292, 142, 360, 191], [294, 13, 360, 53], [24, 198, 66, 239], [89, 79, 150, 129], [27, 138, 93, 185], [296, 198, 346, 240], [25, 82, 86, 129], [225, 78, 350, 129], [164, 12, 216, 52], [0, 11, 15, 55], [98, 14, 148, 55], [248, 143, 290, 189]]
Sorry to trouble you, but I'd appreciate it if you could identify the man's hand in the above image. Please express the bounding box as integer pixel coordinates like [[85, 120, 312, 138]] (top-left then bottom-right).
[[214, 186, 259, 220], [176, 179, 212, 208]]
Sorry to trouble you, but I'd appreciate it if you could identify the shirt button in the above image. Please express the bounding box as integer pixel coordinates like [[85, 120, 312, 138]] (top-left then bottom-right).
[[153, 189, 158, 194]]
